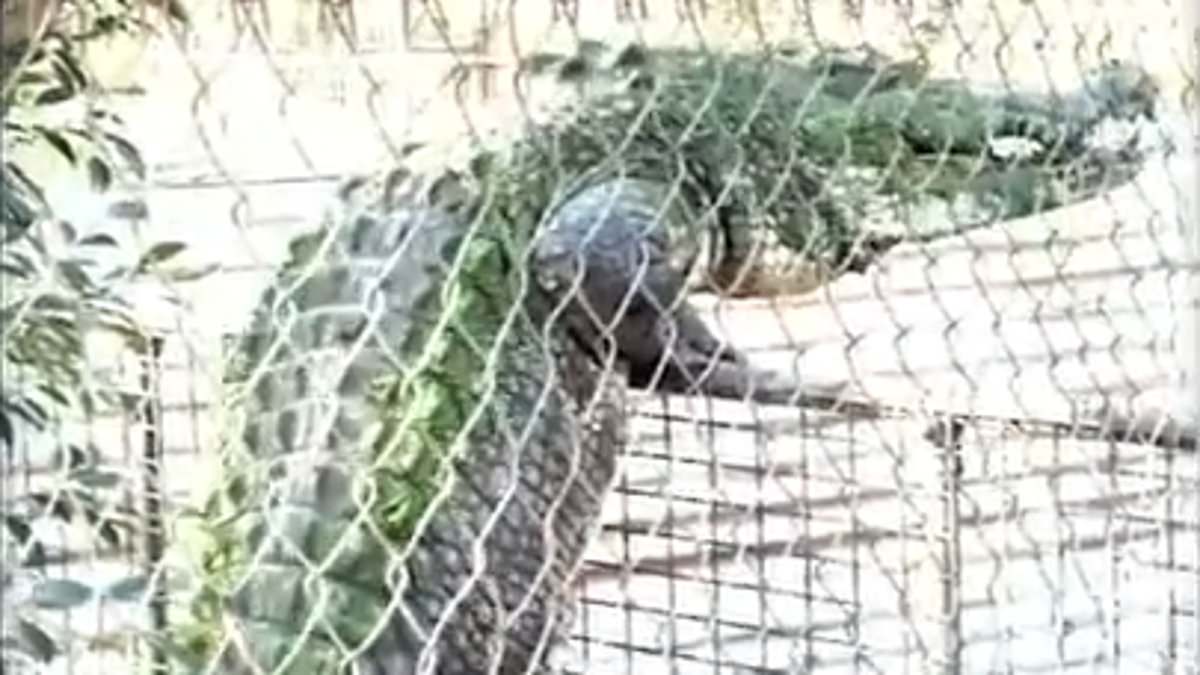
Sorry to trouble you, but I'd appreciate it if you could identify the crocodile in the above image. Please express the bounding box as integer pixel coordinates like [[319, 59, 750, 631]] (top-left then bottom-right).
[[172, 40, 1163, 674]]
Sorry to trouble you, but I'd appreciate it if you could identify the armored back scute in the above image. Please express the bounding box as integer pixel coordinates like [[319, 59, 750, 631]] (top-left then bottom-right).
[[194, 169, 626, 674]]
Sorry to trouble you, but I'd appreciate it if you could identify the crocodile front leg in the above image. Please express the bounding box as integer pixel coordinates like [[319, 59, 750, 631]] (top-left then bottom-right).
[[532, 178, 749, 394]]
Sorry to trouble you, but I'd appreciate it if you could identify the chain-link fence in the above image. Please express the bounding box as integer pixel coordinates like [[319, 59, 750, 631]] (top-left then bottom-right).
[[2, 1, 1198, 674]]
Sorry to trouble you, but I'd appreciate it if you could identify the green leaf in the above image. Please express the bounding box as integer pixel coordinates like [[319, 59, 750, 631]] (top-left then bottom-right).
[[4, 161, 48, 206], [30, 293, 77, 313], [23, 541, 47, 567], [0, 409, 12, 448], [106, 198, 148, 220], [68, 468, 123, 489], [35, 384, 71, 408], [159, 262, 219, 282], [56, 259, 92, 290], [164, 0, 191, 24], [96, 520, 124, 548], [103, 575, 150, 602], [56, 220, 76, 243], [102, 133, 146, 179], [0, 264, 28, 280], [117, 391, 147, 412], [78, 233, 119, 247], [14, 617, 60, 662], [137, 241, 187, 269], [4, 514, 32, 544], [49, 46, 88, 91], [2, 198, 37, 237], [30, 578, 94, 610], [87, 158, 113, 192], [30, 493, 75, 523], [15, 70, 52, 87], [59, 444, 95, 470], [5, 397, 49, 429], [34, 87, 73, 105], [35, 127, 76, 165], [48, 58, 82, 98]]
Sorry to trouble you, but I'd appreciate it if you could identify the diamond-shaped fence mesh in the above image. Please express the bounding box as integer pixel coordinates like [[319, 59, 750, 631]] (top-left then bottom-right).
[[2, 1, 1197, 674]]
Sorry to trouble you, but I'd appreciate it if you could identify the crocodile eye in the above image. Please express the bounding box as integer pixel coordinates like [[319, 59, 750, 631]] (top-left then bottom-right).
[[557, 56, 590, 82]]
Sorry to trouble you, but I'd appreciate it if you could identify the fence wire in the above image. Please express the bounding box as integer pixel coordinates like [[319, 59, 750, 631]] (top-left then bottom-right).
[[2, 1, 1198, 674]]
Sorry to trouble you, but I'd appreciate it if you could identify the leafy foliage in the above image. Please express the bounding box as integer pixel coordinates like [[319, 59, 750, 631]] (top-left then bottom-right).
[[2, 3, 191, 670]]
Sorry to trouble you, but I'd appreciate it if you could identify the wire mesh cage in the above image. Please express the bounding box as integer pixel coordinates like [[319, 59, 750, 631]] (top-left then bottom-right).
[[1, 1, 1197, 674]]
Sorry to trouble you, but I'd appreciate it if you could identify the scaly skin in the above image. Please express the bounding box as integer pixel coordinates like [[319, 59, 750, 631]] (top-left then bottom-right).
[[181, 167, 625, 674]]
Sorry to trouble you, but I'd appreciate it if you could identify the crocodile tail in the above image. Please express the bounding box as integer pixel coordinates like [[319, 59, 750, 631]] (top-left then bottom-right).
[[199, 186, 465, 674]]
